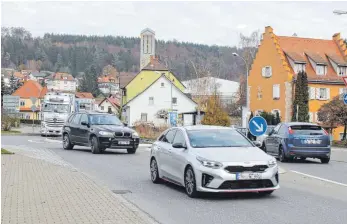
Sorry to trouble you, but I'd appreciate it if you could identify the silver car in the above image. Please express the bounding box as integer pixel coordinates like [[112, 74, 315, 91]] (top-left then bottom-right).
[[150, 125, 279, 198]]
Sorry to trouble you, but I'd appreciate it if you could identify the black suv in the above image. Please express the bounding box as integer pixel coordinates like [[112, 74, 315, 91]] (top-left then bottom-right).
[[62, 112, 139, 154]]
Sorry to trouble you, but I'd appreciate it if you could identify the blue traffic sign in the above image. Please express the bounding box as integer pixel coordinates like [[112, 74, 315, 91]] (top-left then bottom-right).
[[249, 116, 268, 136], [344, 93, 347, 105]]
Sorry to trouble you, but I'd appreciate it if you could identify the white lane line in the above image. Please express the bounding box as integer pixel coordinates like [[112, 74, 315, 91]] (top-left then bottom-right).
[[28, 139, 44, 144], [291, 170, 347, 187], [45, 138, 62, 143]]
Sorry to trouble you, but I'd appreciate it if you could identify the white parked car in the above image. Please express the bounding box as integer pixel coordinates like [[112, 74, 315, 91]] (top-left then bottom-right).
[[149, 125, 279, 198]]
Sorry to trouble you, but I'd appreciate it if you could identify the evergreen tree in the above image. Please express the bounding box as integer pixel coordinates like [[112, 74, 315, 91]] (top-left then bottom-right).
[[292, 71, 309, 122], [40, 79, 46, 87], [8, 74, 19, 94], [54, 53, 64, 72], [275, 111, 281, 125]]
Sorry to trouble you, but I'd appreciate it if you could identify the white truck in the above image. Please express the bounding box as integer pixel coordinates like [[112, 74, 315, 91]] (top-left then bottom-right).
[[40, 92, 76, 136]]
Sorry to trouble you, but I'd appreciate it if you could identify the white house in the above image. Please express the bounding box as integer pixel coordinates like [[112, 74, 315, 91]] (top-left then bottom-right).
[[46, 72, 77, 92], [183, 77, 240, 106], [98, 96, 120, 114], [122, 74, 197, 126]]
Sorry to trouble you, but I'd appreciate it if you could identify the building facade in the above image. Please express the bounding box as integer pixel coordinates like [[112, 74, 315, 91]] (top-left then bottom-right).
[[248, 26, 347, 140], [46, 73, 76, 92]]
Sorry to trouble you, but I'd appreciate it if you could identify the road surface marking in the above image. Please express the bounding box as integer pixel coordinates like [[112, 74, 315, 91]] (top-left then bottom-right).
[[28, 139, 44, 144], [291, 170, 347, 187], [45, 138, 62, 143]]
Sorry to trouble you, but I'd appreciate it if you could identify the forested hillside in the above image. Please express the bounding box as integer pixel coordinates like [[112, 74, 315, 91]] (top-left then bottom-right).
[[1, 27, 247, 81]]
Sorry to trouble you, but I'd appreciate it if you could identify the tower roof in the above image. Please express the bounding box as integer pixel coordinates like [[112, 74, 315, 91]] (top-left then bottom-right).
[[141, 28, 155, 35]]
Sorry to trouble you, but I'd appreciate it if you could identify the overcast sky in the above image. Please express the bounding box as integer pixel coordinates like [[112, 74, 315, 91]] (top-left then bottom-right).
[[2, 1, 347, 46]]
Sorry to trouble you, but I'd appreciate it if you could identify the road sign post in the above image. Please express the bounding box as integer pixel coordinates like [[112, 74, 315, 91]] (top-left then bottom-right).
[[249, 116, 268, 137], [31, 105, 37, 132]]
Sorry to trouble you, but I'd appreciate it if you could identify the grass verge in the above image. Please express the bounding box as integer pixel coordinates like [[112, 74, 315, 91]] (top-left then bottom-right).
[[1, 148, 14, 154], [1, 130, 21, 135]]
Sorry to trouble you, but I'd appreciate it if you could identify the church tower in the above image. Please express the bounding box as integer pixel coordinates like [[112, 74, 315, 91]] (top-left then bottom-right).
[[140, 28, 156, 70]]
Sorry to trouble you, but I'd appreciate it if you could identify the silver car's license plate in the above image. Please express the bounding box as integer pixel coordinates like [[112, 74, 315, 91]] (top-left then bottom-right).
[[118, 141, 130, 145], [236, 173, 261, 180]]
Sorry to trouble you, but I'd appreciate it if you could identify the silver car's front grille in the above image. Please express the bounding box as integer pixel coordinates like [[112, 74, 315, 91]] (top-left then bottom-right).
[[224, 165, 268, 173]]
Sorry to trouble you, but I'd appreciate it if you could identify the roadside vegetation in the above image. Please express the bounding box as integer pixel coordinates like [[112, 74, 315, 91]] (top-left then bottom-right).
[[1, 148, 14, 154]]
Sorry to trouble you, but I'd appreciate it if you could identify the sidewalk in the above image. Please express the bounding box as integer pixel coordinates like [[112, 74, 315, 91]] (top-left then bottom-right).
[[1, 154, 158, 224], [11, 124, 41, 136]]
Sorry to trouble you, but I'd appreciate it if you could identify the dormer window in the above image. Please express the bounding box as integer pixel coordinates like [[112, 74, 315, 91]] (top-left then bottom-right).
[[316, 65, 326, 75], [294, 63, 306, 74], [338, 66, 347, 76]]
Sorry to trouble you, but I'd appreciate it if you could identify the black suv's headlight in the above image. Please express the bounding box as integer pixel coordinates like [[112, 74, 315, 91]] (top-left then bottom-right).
[[99, 131, 114, 137]]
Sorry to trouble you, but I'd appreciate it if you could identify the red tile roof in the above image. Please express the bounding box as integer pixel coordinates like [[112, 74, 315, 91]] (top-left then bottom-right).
[[142, 56, 168, 71], [12, 80, 45, 99], [75, 92, 94, 99], [99, 97, 120, 108], [277, 34, 347, 82], [50, 72, 75, 81]]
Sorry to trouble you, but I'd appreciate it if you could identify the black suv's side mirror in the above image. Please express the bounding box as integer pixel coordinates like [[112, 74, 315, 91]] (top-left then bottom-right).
[[123, 122, 128, 127], [81, 121, 89, 127], [172, 142, 187, 149]]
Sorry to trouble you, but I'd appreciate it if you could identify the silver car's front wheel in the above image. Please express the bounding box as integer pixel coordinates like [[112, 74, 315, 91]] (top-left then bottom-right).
[[184, 167, 199, 198], [150, 159, 161, 183]]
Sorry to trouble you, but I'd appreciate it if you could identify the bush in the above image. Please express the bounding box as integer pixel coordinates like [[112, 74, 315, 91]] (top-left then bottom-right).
[[20, 119, 41, 125], [133, 121, 168, 140], [1, 114, 20, 131], [201, 95, 230, 127], [332, 140, 347, 148]]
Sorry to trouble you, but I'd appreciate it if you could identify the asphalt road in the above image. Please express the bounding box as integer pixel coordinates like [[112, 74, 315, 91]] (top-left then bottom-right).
[[2, 135, 347, 224]]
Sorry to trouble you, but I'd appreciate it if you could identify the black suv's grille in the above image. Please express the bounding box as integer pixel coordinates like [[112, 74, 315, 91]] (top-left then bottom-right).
[[219, 180, 274, 190], [114, 132, 131, 137], [225, 165, 268, 173]]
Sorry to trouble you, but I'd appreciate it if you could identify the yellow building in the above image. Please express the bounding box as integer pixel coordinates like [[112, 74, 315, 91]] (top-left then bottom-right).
[[248, 26, 347, 140], [12, 80, 47, 120]]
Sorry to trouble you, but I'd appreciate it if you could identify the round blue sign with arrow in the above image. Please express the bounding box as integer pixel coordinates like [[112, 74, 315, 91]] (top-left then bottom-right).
[[343, 93, 347, 105], [249, 116, 268, 137]]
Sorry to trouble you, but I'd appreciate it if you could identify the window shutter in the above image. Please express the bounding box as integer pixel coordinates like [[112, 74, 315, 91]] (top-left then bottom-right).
[[315, 112, 319, 122], [326, 88, 330, 100], [309, 87, 315, 100], [309, 112, 313, 122], [273, 84, 280, 99], [315, 88, 320, 99]]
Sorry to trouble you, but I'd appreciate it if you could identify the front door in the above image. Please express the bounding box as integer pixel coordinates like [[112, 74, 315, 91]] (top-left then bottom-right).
[[158, 129, 177, 181], [69, 113, 81, 143], [169, 130, 188, 184], [77, 114, 90, 145]]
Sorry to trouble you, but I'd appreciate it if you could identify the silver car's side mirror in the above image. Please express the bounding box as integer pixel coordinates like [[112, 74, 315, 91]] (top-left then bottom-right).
[[253, 141, 262, 147]]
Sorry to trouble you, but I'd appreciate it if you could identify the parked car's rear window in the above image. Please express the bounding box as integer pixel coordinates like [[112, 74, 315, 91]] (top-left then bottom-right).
[[290, 125, 324, 135], [187, 129, 253, 148]]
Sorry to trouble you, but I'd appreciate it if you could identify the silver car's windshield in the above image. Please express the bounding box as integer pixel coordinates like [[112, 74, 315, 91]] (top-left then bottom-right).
[[187, 129, 253, 148]]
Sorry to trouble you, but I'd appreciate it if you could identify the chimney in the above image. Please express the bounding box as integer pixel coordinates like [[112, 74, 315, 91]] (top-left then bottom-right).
[[333, 33, 341, 41], [265, 26, 273, 34]]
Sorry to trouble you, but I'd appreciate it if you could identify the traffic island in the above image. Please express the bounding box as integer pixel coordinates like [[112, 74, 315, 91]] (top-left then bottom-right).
[[1, 148, 14, 154]]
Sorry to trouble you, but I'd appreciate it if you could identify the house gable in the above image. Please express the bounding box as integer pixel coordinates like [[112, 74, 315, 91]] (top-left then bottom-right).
[[249, 26, 291, 121]]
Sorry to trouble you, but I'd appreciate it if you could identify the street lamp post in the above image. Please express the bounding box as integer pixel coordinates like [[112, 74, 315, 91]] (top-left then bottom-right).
[[233, 52, 249, 128]]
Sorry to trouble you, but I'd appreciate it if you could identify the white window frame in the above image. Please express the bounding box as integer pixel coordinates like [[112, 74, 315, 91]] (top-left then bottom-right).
[[317, 88, 330, 100], [20, 100, 25, 106], [149, 97, 154, 106], [309, 87, 316, 100], [273, 84, 280, 99], [294, 63, 306, 74], [172, 97, 178, 105], [262, 66, 272, 78], [161, 82, 165, 88], [338, 66, 347, 77], [141, 113, 148, 122], [309, 112, 313, 122], [316, 65, 326, 75]]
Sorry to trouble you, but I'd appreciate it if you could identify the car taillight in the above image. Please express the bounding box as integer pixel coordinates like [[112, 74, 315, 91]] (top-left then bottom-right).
[[288, 127, 294, 135], [323, 128, 328, 135]]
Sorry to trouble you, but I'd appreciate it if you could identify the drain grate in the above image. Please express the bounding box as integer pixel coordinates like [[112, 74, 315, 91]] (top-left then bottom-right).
[[112, 190, 132, 194]]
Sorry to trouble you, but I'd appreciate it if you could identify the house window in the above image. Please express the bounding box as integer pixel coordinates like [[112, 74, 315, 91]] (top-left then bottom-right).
[[20, 100, 25, 106], [161, 82, 165, 87], [63, 77, 67, 80], [317, 88, 330, 100], [294, 63, 306, 74], [101, 106, 104, 110], [172, 97, 177, 105], [255, 110, 263, 116], [149, 97, 154, 105], [272, 84, 280, 99], [108, 106, 112, 113], [338, 66, 347, 76], [141, 113, 147, 122], [315, 112, 320, 122], [316, 65, 326, 75], [262, 66, 272, 78]]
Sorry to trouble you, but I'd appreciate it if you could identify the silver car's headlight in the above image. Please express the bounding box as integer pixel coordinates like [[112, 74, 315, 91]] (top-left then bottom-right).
[[99, 131, 114, 137], [268, 158, 277, 167], [132, 131, 139, 138], [196, 156, 223, 169]]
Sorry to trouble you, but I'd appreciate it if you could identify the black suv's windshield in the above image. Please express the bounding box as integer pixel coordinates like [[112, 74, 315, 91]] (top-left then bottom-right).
[[187, 129, 253, 148], [89, 114, 123, 126]]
